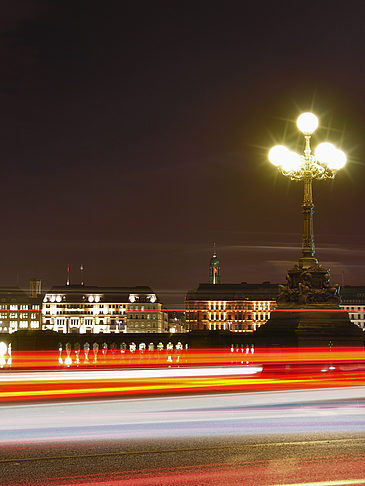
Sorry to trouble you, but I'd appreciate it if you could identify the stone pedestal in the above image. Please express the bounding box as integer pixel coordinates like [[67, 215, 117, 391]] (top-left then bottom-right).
[[255, 259, 364, 348], [255, 310, 364, 347]]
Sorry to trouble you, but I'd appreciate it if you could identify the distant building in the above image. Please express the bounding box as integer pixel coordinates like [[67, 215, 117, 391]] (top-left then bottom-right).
[[185, 282, 279, 332], [340, 286, 365, 331], [42, 285, 168, 334], [168, 311, 187, 333], [0, 285, 42, 333]]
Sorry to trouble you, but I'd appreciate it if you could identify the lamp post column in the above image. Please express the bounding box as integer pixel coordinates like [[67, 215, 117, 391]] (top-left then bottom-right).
[[300, 134, 316, 267], [301, 176, 316, 266]]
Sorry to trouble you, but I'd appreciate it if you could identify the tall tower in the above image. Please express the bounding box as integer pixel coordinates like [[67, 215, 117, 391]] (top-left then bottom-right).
[[209, 243, 221, 284]]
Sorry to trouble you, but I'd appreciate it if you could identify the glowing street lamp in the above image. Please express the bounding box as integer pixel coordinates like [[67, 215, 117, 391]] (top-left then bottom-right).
[[269, 112, 346, 267]]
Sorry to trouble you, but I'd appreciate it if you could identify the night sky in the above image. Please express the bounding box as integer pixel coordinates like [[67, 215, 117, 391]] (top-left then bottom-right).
[[1, 1, 365, 306]]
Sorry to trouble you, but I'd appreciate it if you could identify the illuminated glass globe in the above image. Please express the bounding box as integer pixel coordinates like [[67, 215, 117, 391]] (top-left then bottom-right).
[[281, 152, 302, 172], [315, 143, 346, 170], [328, 149, 346, 170], [315, 142, 336, 165], [268, 145, 289, 166], [297, 112, 319, 135]]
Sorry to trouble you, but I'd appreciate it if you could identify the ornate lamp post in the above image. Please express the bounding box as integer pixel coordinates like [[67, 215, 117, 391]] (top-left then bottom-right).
[[268, 112, 346, 307]]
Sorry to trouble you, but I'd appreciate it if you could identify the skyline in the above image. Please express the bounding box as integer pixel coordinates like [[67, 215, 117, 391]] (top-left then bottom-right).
[[1, 1, 365, 306]]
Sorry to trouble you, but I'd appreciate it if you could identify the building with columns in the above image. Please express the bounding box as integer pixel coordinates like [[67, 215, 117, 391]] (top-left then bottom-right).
[[42, 285, 168, 334], [186, 247, 279, 332], [185, 243, 278, 332], [185, 282, 278, 332]]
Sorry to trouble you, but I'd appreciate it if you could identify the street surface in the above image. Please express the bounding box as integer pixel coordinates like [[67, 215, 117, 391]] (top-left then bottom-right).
[[0, 386, 365, 485]]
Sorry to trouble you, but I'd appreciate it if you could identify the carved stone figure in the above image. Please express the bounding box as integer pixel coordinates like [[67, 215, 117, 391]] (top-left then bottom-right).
[[277, 260, 340, 308]]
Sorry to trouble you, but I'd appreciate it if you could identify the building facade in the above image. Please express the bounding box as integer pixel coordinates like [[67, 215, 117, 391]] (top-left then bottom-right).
[[0, 285, 42, 334], [340, 286, 365, 331], [185, 282, 279, 332], [168, 311, 187, 333], [42, 285, 168, 334]]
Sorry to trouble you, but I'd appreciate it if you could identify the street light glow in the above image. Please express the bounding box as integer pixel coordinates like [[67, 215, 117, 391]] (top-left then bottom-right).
[[281, 152, 302, 172], [297, 112, 319, 135], [269, 113, 346, 179], [268, 145, 289, 166], [328, 148, 346, 170], [315, 142, 337, 165], [315, 143, 346, 170], [268, 110, 347, 270]]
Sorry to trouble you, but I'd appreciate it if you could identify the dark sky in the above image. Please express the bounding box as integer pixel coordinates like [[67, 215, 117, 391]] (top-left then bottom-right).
[[1, 0, 365, 306]]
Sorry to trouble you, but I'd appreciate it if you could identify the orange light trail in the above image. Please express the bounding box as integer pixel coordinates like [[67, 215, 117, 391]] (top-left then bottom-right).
[[0, 348, 364, 402]]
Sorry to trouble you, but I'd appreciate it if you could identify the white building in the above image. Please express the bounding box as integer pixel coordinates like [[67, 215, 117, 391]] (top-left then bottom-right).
[[42, 285, 168, 334], [340, 286, 365, 331]]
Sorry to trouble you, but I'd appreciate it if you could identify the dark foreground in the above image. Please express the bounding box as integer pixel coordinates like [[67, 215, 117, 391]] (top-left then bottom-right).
[[1, 434, 365, 485], [1, 387, 365, 485]]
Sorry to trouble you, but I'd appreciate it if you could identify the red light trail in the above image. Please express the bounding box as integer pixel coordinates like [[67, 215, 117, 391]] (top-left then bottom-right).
[[0, 348, 364, 403]]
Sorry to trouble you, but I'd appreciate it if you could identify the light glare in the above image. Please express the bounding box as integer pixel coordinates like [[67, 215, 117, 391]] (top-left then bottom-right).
[[315, 143, 346, 170], [268, 145, 289, 166], [297, 112, 319, 135], [281, 151, 302, 172], [328, 149, 346, 170], [315, 142, 336, 165]]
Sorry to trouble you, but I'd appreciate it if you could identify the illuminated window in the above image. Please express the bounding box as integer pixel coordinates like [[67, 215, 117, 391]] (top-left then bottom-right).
[[10, 305, 18, 310], [31, 321, 39, 328], [20, 321, 28, 328]]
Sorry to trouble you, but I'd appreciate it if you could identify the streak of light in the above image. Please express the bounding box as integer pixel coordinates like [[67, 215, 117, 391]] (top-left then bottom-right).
[[0, 366, 263, 382], [0, 348, 364, 402], [271, 480, 365, 486], [0, 370, 364, 402], [6, 347, 365, 370]]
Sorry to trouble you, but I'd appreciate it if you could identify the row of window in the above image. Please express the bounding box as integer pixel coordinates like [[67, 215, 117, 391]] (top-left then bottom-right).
[[6, 320, 40, 329], [128, 323, 162, 328], [187, 302, 273, 311], [0, 305, 40, 310], [45, 304, 127, 309], [0, 313, 39, 319], [202, 313, 268, 321]]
